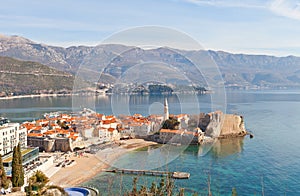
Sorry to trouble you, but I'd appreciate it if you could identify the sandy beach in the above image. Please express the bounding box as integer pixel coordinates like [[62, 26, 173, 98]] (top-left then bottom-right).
[[48, 139, 158, 187]]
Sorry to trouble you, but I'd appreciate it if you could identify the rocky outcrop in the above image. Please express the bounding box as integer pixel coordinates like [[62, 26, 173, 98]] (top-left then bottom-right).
[[200, 111, 247, 138], [158, 111, 247, 145], [205, 111, 224, 138], [219, 114, 247, 138]]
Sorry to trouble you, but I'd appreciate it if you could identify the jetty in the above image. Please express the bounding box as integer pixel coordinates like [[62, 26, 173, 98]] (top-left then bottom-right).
[[105, 168, 190, 179]]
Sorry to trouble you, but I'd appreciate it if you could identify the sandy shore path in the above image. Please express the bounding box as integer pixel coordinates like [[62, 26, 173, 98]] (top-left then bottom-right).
[[49, 139, 158, 187]]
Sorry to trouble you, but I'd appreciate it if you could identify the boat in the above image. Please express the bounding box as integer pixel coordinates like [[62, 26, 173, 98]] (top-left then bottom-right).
[[172, 172, 190, 179]]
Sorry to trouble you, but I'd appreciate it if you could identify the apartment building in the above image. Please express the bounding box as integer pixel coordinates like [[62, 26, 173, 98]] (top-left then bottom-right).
[[0, 117, 27, 155]]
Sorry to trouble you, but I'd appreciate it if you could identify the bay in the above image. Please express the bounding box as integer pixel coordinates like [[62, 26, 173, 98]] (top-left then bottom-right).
[[0, 90, 300, 195]]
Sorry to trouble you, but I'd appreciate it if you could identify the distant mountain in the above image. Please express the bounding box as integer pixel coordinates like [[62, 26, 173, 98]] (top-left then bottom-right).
[[208, 50, 300, 88], [1, 34, 300, 89], [0, 56, 76, 96]]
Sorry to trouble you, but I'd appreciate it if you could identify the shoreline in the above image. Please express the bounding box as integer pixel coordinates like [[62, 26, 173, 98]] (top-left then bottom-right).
[[1, 89, 300, 101], [48, 139, 158, 187], [0, 91, 211, 100], [0, 93, 72, 100]]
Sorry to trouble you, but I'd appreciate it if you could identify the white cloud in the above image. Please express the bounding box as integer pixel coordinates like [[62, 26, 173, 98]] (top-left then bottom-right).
[[184, 0, 300, 21], [269, 0, 300, 20], [183, 0, 267, 8], [0, 14, 118, 32]]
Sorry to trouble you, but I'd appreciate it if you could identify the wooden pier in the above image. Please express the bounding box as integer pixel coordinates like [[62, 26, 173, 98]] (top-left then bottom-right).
[[105, 168, 190, 179]]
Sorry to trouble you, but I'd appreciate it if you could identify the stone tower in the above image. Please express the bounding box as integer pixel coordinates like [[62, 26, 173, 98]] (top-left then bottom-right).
[[164, 98, 169, 121]]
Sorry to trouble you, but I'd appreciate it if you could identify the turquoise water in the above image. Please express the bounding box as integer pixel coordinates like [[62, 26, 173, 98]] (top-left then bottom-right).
[[85, 91, 300, 195], [1, 90, 300, 195]]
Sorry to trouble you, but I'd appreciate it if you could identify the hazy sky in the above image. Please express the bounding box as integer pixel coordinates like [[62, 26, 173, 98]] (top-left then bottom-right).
[[1, 0, 300, 56]]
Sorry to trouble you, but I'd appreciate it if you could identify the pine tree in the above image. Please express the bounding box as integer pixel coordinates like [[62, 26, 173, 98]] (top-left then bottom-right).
[[0, 155, 9, 189]]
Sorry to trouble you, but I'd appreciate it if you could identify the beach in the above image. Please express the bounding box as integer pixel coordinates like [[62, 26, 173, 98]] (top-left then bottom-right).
[[48, 139, 158, 187]]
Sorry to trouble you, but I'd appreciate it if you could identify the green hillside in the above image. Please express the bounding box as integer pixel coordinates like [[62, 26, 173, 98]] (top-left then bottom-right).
[[0, 56, 76, 96]]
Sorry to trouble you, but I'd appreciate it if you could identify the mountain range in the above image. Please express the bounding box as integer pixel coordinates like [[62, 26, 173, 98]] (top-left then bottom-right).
[[1, 34, 300, 90]]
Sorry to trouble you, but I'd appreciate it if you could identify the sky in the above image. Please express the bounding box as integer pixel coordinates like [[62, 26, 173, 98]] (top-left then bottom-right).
[[1, 0, 300, 56]]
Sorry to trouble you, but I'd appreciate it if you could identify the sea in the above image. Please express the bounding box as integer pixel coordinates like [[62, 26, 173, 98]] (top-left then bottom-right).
[[0, 90, 300, 195]]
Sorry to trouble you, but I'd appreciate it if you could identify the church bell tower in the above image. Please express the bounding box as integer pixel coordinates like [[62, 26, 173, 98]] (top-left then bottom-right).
[[164, 98, 169, 121]]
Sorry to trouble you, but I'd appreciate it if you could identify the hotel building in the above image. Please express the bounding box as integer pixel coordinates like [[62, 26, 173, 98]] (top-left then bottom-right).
[[0, 117, 27, 155]]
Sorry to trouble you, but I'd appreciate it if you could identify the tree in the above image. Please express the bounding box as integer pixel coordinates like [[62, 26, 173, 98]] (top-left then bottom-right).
[[26, 171, 65, 196], [0, 155, 9, 189], [162, 117, 180, 130], [17, 143, 24, 186], [11, 146, 18, 187], [193, 86, 207, 94], [232, 187, 238, 196], [29, 170, 49, 187], [148, 85, 173, 94], [131, 177, 138, 196], [26, 170, 49, 194], [25, 170, 68, 196], [150, 182, 157, 195], [26, 180, 32, 196], [157, 178, 165, 196], [138, 185, 147, 195], [178, 188, 185, 196], [60, 122, 69, 130], [166, 174, 174, 196], [12, 143, 24, 187], [126, 177, 193, 196]]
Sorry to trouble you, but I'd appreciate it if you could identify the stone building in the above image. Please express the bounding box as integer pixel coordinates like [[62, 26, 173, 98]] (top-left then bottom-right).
[[159, 128, 204, 145], [27, 136, 73, 152]]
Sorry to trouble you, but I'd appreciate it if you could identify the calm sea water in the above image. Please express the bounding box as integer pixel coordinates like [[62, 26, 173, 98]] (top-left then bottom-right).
[[1, 90, 300, 195]]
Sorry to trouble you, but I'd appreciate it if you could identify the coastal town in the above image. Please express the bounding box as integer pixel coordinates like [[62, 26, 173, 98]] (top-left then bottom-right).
[[1, 0, 300, 194], [0, 99, 248, 195]]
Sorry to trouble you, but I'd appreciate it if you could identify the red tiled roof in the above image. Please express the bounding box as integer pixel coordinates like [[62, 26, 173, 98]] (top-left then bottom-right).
[[27, 133, 43, 137]]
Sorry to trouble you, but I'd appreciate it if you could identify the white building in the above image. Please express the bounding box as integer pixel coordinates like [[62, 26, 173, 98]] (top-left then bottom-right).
[[177, 114, 190, 129], [0, 117, 27, 155], [98, 128, 110, 142], [108, 128, 120, 141], [129, 123, 151, 137], [81, 126, 94, 138], [164, 98, 169, 121]]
